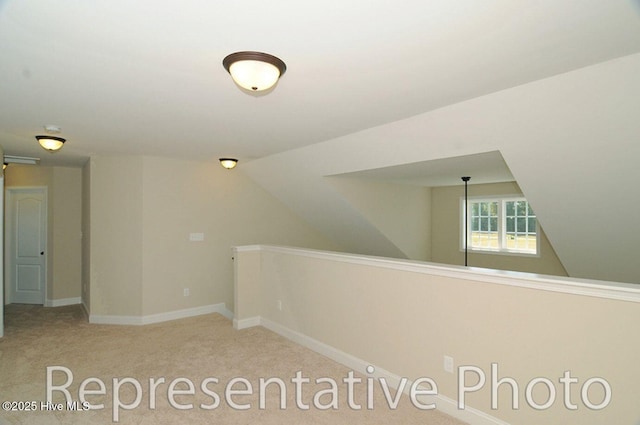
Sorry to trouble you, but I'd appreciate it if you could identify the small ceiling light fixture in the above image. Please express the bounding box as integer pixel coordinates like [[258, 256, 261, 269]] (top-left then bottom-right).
[[219, 158, 238, 169], [223, 51, 286, 92], [36, 125, 66, 152], [36, 135, 66, 152]]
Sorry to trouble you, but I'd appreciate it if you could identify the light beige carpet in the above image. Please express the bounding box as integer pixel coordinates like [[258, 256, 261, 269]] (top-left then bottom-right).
[[0, 304, 467, 425]]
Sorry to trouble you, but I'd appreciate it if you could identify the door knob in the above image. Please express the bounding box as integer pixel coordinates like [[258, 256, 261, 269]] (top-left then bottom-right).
[[40, 251, 44, 255]]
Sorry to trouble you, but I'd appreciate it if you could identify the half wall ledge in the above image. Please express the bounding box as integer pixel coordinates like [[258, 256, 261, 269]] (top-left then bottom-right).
[[232, 244, 640, 425], [233, 244, 640, 303]]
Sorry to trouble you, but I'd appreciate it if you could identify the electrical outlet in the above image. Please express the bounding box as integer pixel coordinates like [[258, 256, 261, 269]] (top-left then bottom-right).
[[184, 288, 190, 297], [277, 300, 282, 311], [444, 355, 454, 373]]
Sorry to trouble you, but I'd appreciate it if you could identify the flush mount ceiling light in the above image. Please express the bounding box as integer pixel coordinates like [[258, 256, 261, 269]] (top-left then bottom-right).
[[219, 158, 238, 169], [36, 135, 66, 152], [223, 51, 286, 92]]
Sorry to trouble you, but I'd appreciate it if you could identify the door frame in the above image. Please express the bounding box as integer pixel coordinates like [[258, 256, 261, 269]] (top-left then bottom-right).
[[0, 175, 3, 337], [4, 186, 48, 305]]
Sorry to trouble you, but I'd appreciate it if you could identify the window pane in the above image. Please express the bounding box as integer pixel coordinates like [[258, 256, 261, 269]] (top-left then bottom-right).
[[506, 217, 515, 233], [480, 217, 488, 231], [505, 232, 515, 249], [472, 231, 498, 249], [528, 218, 536, 233], [506, 201, 515, 216], [490, 217, 497, 231], [489, 232, 499, 249], [471, 203, 479, 216], [517, 217, 526, 232], [471, 217, 480, 232], [517, 201, 527, 216]]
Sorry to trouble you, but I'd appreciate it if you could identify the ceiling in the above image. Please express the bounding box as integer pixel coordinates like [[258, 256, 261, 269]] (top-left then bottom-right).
[[331, 151, 514, 187], [1, 0, 640, 167]]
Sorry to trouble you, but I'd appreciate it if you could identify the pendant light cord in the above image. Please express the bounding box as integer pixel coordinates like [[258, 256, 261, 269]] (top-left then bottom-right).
[[461, 177, 471, 266]]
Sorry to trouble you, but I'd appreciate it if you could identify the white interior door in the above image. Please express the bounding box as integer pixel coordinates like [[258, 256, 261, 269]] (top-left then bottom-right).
[[7, 188, 47, 305]]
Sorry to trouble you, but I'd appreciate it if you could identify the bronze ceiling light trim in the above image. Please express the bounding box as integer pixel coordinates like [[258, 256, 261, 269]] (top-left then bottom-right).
[[219, 158, 238, 169], [36, 135, 66, 152], [223, 51, 287, 92]]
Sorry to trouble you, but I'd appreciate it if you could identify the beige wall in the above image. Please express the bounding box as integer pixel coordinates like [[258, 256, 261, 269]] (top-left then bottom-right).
[[328, 177, 432, 261], [432, 181, 567, 276], [4, 164, 82, 303], [81, 161, 91, 311], [0, 145, 3, 336], [52, 167, 83, 300], [88, 156, 144, 317], [235, 245, 640, 425], [87, 155, 342, 318]]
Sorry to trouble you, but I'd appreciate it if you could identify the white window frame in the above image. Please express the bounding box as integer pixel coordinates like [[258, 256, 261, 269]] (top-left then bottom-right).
[[460, 195, 540, 257]]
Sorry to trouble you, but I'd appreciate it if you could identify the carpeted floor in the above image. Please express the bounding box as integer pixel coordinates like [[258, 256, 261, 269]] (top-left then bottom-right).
[[0, 304, 467, 425]]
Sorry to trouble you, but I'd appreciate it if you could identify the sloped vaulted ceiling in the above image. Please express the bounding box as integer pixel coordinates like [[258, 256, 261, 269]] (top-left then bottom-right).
[[243, 54, 640, 284]]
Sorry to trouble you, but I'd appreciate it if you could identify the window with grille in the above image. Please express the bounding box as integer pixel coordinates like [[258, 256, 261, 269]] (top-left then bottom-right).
[[463, 197, 538, 255]]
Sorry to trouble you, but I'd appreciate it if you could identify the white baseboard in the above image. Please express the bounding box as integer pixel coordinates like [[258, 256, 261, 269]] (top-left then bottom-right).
[[89, 313, 142, 325], [89, 303, 233, 325], [45, 297, 82, 307], [240, 316, 508, 425], [233, 316, 261, 330]]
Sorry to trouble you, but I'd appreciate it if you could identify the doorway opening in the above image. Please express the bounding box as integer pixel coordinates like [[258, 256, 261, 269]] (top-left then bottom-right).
[[4, 187, 48, 306]]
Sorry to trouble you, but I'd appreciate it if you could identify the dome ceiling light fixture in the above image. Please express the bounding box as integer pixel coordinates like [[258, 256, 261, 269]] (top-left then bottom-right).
[[37, 125, 66, 152], [219, 158, 238, 169], [222, 51, 286, 92], [36, 135, 66, 152]]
